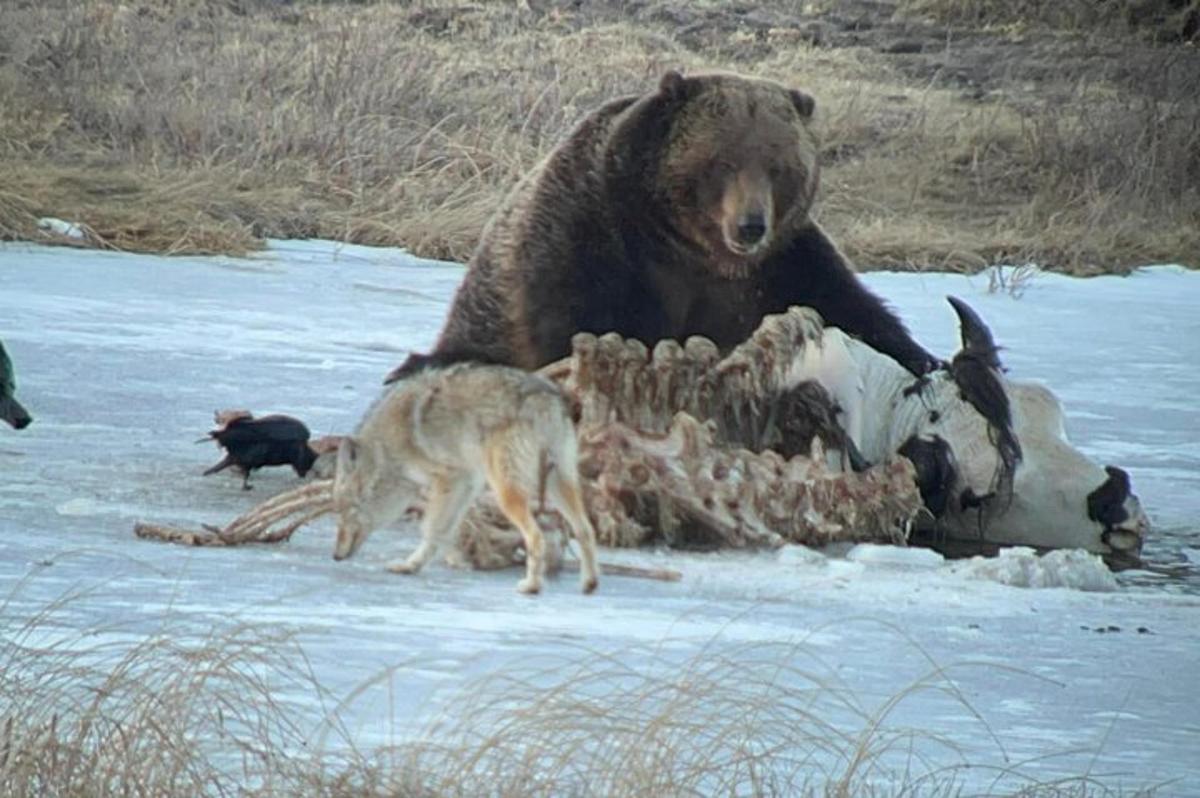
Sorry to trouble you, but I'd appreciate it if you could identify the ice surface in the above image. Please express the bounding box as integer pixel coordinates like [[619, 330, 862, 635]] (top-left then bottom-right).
[[2, 241, 1198, 792]]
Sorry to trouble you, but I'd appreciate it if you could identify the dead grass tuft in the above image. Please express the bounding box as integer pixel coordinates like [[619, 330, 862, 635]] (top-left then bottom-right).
[[901, 0, 1200, 42], [821, 63, 1200, 272], [0, 600, 322, 795], [0, 0, 1196, 270], [1, 586, 1168, 797]]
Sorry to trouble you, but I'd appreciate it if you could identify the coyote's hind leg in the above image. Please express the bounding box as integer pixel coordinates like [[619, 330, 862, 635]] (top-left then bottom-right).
[[549, 473, 599, 594], [488, 476, 545, 594]]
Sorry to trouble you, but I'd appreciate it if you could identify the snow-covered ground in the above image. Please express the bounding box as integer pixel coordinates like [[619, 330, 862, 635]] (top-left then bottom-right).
[[2, 241, 1198, 792]]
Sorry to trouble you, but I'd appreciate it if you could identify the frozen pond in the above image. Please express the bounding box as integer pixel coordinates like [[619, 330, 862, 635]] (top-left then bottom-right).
[[1, 240, 1198, 792]]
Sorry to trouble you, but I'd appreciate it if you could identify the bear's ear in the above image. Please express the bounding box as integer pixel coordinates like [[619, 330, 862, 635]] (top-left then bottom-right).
[[658, 70, 691, 100], [789, 89, 816, 119]]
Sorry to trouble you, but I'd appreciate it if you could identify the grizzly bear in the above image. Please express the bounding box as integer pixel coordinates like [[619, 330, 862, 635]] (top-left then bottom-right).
[[387, 70, 937, 382]]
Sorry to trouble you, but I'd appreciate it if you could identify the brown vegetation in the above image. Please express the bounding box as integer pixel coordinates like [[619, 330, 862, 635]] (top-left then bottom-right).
[[0, 594, 1159, 796], [904, 0, 1200, 40], [0, 0, 1196, 271]]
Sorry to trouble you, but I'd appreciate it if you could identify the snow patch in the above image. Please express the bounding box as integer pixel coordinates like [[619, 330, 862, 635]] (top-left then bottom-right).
[[953, 547, 1119, 591], [845, 543, 945, 569], [776, 543, 826, 567], [3, 242, 1199, 793], [37, 217, 86, 240], [56, 497, 101, 516]]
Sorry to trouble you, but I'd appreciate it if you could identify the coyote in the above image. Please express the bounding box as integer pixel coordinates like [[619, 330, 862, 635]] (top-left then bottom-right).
[[331, 364, 600, 595]]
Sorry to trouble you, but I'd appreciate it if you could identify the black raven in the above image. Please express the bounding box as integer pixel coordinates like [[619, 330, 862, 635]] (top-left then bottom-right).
[[201, 413, 318, 490]]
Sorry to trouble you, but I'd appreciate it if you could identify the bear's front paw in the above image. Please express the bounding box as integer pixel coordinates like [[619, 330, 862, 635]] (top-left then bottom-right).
[[906, 353, 946, 377]]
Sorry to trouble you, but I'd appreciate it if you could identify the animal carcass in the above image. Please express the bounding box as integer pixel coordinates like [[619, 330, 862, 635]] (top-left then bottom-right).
[[531, 302, 1148, 566]]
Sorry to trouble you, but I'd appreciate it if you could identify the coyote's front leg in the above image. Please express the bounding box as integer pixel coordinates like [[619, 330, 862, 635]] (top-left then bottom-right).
[[388, 472, 480, 575]]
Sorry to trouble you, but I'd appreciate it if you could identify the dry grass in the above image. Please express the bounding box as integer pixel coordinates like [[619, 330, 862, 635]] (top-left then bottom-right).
[[901, 0, 1200, 41], [987, 263, 1041, 298], [0, 0, 1196, 271], [0, 592, 325, 795], [1, 586, 1168, 797]]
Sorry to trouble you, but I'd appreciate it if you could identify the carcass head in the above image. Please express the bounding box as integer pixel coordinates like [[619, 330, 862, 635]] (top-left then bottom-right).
[[899, 297, 1149, 566]]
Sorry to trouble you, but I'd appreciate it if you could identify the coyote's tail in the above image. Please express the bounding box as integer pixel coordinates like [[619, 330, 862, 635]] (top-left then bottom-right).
[[536, 449, 555, 513], [522, 389, 579, 513]]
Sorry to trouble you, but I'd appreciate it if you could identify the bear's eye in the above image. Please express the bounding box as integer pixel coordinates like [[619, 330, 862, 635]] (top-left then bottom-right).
[[690, 179, 720, 206], [705, 160, 732, 180]]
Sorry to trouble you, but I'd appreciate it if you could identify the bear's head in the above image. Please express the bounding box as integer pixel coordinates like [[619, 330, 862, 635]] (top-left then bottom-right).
[[648, 71, 820, 279]]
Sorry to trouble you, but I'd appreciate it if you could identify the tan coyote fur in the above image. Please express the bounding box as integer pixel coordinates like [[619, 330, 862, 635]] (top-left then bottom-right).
[[331, 364, 599, 595]]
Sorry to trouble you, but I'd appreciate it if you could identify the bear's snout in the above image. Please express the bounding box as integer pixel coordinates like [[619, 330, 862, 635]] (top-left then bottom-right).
[[735, 213, 767, 247], [723, 206, 772, 256], [719, 169, 774, 257]]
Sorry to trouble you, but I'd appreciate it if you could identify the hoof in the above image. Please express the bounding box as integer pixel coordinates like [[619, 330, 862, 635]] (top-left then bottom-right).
[[581, 577, 598, 595], [517, 578, 541, 595]]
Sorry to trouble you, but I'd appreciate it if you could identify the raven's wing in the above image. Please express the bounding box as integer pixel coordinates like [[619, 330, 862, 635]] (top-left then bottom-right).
[[245, 415, 311, 443], [213, 415, 310, 447]]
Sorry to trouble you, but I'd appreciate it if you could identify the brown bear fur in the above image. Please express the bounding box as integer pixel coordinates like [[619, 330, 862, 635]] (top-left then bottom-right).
[[387, 70, 936, 382]]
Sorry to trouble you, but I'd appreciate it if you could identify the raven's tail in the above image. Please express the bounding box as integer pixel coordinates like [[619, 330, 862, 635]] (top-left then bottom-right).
[[0, 395, 32, 430], [203, 454, 235, 476]]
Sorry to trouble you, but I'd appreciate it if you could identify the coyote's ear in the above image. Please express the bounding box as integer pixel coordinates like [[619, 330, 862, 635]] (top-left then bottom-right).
[[337, 437, 361, 473]]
